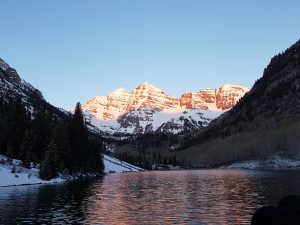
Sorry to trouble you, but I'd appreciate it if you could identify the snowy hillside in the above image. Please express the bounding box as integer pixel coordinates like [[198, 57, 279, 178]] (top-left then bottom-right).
[[80, 83, 249, 135], [103, 154, 144, 173], [221, 155, 300, 169], [0, 155, 64, 187], [0, 154, 142, 187]]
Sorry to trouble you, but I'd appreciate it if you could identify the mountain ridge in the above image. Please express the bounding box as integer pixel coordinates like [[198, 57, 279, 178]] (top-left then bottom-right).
[[177, 38, 300, 167], [0, 57, 66, 118], [80, 82, 249, 135]]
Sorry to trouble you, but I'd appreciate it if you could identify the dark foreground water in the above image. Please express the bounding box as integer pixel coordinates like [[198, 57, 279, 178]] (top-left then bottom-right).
[[1, 170, 300, 225]]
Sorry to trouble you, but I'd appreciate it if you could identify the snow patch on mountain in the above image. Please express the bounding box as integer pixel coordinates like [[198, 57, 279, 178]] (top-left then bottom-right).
[[80, 83, 249, 135], [103, 154, 143, 173], [220, 155, 300, 169]]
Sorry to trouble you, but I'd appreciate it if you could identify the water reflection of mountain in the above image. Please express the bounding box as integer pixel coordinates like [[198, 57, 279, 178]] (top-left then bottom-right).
[[1, 170, 300, 224]]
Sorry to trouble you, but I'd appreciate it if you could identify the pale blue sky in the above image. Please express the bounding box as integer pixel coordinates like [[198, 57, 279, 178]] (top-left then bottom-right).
[[1, 0, 300, 109]]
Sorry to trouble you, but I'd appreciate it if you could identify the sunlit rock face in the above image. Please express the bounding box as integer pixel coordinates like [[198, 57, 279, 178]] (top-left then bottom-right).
[[180, 85, 249, 111], [80, 82, 249, 135]]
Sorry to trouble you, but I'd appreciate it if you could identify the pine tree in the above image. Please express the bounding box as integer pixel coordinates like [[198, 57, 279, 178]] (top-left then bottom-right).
[[6, 99, 31, 158], [88, 137, 104, 173], [0, 99, 8, 154], [1, 98, 104, 179], [69, 102, 89, 172], [39, 140, 59, 180], [32, 108, 52, 161], [20, 130, 35, 168], [52, 120, 72, 173]]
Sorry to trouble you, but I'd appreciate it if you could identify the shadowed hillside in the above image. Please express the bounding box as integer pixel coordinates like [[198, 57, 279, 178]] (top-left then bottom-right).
[[177, 39, 300, 167]]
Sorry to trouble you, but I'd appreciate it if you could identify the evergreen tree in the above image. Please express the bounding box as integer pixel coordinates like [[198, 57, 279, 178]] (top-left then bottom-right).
[[6, 99, 31, 158], [69, 102, 89, 172], [39, 140, 59, 180], [1, 99, 104, 179], [88, 137, 104, 173], [52, 120, 71, 173], [32, 108, 52, 161], [20, 130, 35, 168], [0, 99, 8, 154]]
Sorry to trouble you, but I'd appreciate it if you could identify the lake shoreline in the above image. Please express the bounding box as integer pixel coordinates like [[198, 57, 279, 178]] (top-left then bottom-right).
[[0, 154, 143, 188], [220, 155, 300, 170]]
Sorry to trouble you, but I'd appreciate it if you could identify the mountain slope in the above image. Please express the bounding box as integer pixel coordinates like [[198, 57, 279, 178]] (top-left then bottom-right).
[[81, 83, 249, 135], [0, 57, 105, 179], [0, 57, 67, 118], [103, 154, 144, 173], [177, 39, 300, 167]]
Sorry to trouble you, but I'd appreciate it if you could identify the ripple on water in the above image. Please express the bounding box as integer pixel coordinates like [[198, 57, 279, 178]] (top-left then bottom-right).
[[1, 170, 300, 224]]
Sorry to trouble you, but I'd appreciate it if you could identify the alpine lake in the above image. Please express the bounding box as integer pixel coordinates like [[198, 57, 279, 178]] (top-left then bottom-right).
[[1, 169, 300, 225]]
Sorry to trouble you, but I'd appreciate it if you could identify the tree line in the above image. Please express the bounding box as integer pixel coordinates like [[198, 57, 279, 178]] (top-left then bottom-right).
[[114, 132, 181, 170], [0, 99, 104, 180]]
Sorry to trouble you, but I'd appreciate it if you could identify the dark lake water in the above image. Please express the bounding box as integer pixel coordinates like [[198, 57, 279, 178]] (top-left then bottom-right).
[[1, 170, 300, 225]]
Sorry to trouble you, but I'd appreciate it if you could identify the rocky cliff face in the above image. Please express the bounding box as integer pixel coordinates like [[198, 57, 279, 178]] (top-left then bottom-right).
[[81, 82, 249, 135], [0, 58, 44, 105], [0, 57, 66, 117], [180, 85, 249, 111]]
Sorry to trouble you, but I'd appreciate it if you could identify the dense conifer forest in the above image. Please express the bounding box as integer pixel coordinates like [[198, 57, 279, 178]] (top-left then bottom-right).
[[0, 99, 104, 180]]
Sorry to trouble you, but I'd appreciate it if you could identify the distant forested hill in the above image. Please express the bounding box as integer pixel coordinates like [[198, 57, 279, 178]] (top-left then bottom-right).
[[177, 39, 300, 167]]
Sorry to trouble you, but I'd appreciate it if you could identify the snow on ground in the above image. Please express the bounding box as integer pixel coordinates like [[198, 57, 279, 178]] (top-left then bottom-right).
[[103, 154, 144, 173], [0, 154, 142, 187], [221, 155, 300, 169], [0, 155, 64, 187], [0, 166, 64, 187]]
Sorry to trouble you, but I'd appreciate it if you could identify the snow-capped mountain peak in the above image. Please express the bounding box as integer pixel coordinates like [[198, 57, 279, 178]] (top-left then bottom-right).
[[110, 87, 130, 96], [126, 82, 179, 112], [80, 82, 249, 135], [135, 82, 163, 93]]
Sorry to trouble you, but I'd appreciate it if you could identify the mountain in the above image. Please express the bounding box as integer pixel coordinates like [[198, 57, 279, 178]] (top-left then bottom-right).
[[0, 57, 66, 117], [80, 82, 249, 136], [180, 84, 249, 111], [0, 57, 104, 178], [177, 38, 300, 167]]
